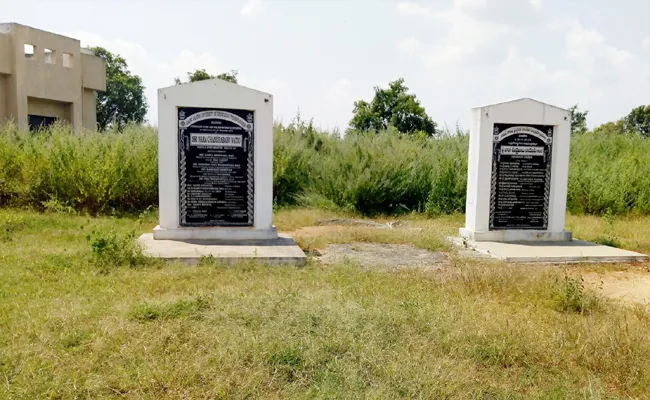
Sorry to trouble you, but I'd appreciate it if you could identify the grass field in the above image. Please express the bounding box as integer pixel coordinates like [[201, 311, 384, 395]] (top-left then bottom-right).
[[1, 207, 650, 399]]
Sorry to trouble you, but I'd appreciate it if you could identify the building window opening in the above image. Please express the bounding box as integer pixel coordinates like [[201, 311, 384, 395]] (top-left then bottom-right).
[[62, 52, 73, 68], [28, 115, 58, 132], [24, 44, 35, 59], [44, 48, 55, 64]]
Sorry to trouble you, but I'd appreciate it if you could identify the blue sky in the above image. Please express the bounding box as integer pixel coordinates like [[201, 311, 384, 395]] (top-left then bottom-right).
[[2, 0, 649, 130]]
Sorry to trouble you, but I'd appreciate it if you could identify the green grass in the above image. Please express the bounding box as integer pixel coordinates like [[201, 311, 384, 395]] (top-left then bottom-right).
[[1, 207, 650, 398]]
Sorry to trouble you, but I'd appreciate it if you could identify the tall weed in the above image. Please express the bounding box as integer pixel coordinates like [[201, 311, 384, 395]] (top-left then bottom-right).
[[2, 122, 650, 217]]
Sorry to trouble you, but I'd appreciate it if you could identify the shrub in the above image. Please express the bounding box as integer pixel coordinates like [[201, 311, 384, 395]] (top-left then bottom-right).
[[2, 122, 650, 217], [554, 274, 602, 314], [86, 228, 148, 271]]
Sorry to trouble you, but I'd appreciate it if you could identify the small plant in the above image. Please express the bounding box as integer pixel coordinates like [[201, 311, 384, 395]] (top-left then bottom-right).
[[86, 228, 148, 271], [0, 215, 25, 242], [554, 273, 602, 314], [42, 197, 77, 214], [594, 208, 621, 247]]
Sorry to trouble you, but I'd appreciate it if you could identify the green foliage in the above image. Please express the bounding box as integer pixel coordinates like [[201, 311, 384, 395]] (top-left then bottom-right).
[[175, 69, 239, 84], [91, 47, 148, 131], [567, 132, 650, 215], [0, 124, 157, 214], [554, 274, 602, 314], [272, 119, 319, 205], [86, 228, 148, 271], [592, 120, 624, 135], [0, 215, 25, 242], [593, 209, 621, 248], [2, 121, 650, 217], [569, 104, 588, 135], [622, 104, 650, 137], [349, 79, 437, 136]]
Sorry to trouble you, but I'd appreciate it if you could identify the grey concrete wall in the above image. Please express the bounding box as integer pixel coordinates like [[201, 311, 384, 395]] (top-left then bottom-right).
[[82, 53, 106, 91], [27, 97, 71, 123], [0, 74, 6, 121], [0, 33, 12, 74], [82, 88, 97, 130]]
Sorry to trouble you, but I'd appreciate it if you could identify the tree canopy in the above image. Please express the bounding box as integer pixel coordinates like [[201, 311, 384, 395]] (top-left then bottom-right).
[[568, 105, 588, 135], [174, 69, 239, 85], [622, 105, 650, 137], [349, 78, 436, 136], [91, 47, 148, 131]]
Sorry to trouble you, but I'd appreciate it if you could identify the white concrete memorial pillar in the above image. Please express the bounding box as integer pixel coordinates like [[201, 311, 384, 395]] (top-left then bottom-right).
[[153, 79, 277, 241], [460, 98, 572, 242]]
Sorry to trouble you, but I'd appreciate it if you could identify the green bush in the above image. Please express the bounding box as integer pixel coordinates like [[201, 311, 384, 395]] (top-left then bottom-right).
[[2, 122, 650, 217], [554, 274, 602, 314], [567, 132, 650, 215], [0, 123, 157, 214], [86, 228, 148, 271]]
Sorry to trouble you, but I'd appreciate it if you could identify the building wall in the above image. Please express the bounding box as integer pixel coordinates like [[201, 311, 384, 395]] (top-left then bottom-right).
[[82, 52, 106, 91], [27, 97, 71, 122], [82, 88, 97, 130], [0, 32, 12, 74], [0, 23, 105, 132], [0, 74, 6, 121]]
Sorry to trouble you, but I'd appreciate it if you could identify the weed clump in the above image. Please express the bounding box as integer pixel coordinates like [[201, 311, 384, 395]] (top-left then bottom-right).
[[554, 274, 602, 314], [86, 228, 148, 271]]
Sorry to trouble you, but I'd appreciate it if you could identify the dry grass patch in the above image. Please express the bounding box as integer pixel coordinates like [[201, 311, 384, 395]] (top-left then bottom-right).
[[1, 208, 650, 398]]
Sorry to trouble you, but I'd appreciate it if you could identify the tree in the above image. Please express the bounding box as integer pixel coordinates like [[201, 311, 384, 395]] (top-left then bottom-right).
[[349, 78, 436, 136], [174, 69, 238, 85], [91, 47, 147, 131], [593, 120, 624, 135], [622, 105, 650, 137], [568, 104, 588, 135]]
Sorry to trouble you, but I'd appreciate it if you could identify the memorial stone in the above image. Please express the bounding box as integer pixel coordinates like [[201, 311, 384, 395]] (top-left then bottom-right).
[[460, 98, 573, 242], [153, 78, 278, 241], [138, 79, 306, 265]]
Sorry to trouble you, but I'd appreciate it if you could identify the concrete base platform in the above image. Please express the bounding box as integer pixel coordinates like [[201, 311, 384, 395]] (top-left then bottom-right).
[[138, 233, 307, 266], [153, 225, 278, 240], [449, 237, 648, 263], [459, 228, 572, 242]]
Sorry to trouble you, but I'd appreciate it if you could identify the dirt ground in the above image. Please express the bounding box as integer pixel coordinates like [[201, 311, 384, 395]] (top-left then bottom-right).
[[318, 243, 448, 270], [288, 220, 650, 306], [583, 269, 650, 306]]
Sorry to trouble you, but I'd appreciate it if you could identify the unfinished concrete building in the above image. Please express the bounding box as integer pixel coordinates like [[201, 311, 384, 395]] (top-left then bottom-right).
[[0, 23, 106, 131]]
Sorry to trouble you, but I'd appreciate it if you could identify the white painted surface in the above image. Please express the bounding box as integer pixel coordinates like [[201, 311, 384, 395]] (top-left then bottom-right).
[[157, 79, 277, 240], [460, 98, 572, 242]]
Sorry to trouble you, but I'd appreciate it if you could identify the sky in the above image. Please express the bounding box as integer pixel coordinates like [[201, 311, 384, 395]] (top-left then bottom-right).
[[2, 0, 649, 131]]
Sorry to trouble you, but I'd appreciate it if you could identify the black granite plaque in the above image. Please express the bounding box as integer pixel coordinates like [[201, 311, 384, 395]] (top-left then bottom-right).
[[489, 123, 554, 230], [178, 107, 254, 227]]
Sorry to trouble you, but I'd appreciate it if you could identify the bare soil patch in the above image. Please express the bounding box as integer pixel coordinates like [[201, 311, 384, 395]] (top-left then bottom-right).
[[317, 243, 448, 270], [584, 269, 650, 306]]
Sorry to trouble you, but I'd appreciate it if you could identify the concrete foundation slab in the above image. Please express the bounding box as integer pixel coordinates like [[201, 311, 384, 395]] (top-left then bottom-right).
[[138, 233, 307, 266], [449, 237, 648, 263]]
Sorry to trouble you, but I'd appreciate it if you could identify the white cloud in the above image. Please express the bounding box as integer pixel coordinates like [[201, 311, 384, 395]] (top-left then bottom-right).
[[530, 0, 542, 10], [240, 0, 266, 18], [397, 37, 421, 54], [396, 2, 433, 17], [300, 79, 355, 131], [70, 31, 233, 125], [643, 37, 650, 51]]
